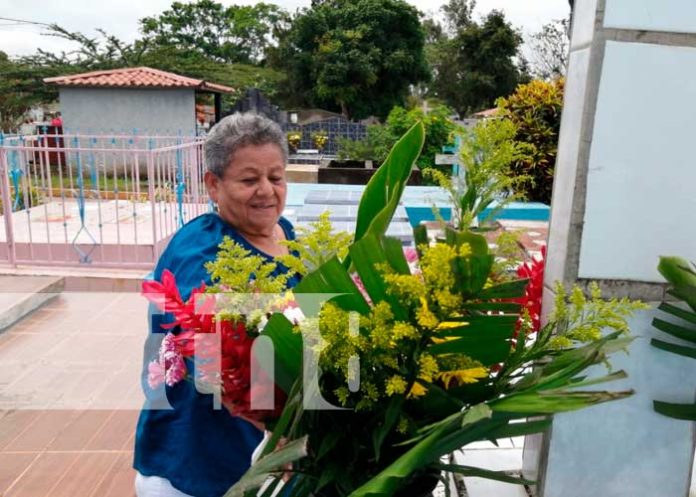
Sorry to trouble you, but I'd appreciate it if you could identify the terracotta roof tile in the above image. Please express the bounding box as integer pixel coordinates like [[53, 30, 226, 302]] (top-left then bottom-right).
[[44, 66, 233, 93]]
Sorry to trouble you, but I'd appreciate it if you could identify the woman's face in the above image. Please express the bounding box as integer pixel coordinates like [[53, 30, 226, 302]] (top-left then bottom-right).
[[205, 143, 287, 237]]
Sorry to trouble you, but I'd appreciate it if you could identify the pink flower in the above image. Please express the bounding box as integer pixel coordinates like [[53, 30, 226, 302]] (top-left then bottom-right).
[[147, 360, 165, 389], [147, 332, 188, 390], [403, 247, 419, 263], [351, 273, 372, 305]]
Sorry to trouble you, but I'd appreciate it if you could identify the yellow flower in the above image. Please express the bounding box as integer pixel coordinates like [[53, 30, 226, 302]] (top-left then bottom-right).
[[385, 376, 407, 396], [420, 244, 457, 290], [392, 322, 419, 342], [408, 382, 428, 398], [397, 417, 410, 434], [417, 353, 440, 383], [437, 367, 488, 389], [458, 243, 472, 258], [416, 298, 439, 329], [335, 386, 350, 406]]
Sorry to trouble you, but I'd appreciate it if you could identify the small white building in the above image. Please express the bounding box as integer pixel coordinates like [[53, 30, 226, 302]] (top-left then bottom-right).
[[44, 67, 233, 135]]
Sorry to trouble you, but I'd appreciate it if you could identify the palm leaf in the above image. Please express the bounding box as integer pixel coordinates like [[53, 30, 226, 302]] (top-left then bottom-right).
[[652, 317, 696, 344], [223, 436, 309, 497], [651, 338, 696, 359], [354, 122, 425, 244], [653, 401, 696, 420], [294, 256, 370, 315], [436, 463, 535, 486]]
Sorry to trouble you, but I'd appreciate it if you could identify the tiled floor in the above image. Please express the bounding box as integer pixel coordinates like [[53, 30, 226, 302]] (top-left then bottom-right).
[[0, 292, 146, 496]]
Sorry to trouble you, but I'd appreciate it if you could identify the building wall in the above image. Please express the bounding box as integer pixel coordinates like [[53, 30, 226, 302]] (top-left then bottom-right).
[[59, 87, 196, 136]]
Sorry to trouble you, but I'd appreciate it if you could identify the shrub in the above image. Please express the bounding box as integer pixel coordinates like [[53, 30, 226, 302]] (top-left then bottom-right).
[[497, 78, 564, 204], [384, 104, 457, 171], [336, 125, 392, 162], [336, 105, 457, 180]]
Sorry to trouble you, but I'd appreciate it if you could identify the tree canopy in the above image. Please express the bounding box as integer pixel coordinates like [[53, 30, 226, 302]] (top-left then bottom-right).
[[271, 0, 430, 119], [0, 20, 286, 129], [140, 0, 289, 65], [526, 19, 570, 80], [426, 0, 527, 116]]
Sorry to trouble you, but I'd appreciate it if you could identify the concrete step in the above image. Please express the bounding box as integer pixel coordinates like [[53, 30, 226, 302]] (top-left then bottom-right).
[[295, 220, 414, 245], [296, 204, 409, 222], [0, 275, 65, 332]]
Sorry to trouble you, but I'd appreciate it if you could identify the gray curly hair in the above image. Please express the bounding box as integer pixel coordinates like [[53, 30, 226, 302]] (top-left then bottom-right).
[[204, 113, 288, 178]]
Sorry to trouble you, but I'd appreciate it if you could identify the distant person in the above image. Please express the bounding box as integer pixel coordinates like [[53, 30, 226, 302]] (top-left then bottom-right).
[[50, 112, 63, 127], [19, 118, 34, 136]]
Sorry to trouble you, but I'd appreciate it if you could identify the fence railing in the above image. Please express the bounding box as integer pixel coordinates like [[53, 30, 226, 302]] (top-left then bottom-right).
[[0, 132, 208, 269]]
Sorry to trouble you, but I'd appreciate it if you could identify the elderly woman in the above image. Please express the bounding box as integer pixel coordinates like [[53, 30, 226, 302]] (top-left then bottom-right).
[[134, 113, 298, 497]]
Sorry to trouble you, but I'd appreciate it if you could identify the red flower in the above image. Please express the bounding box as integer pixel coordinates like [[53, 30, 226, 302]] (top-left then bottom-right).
[[514, 246, 545, 334], [141, 270, 286, 422]]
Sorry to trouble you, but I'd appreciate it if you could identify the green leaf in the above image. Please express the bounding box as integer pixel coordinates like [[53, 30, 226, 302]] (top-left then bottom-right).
[[294, 256, 370, 315], [354, 121, 425, 243], [413, 224, 428, 254], [316, 428, 342, 461], [348, 416, 455, 497], [349, 235, 410, 320], [653, 400, 696, 420], [485, 418, 552, 438], [461, 403, 493, 427], [436, 464, 535, 486], [658, 302, 696, 325], [668, 286, 696, 314], [460, 302, 522, 313], [444, 228, 494, 296], [258, 380, 302, 459], [658, 256, 696, 288], [491, 390, 633, 414], [651, 338, 696, 359], [372, 396, 405, 461], [261, 314, 302, 393], [429, 336, 511, 366], [652, 317, 696, 344], [478, 279, 529, 300], [223, 436, 309, 497]]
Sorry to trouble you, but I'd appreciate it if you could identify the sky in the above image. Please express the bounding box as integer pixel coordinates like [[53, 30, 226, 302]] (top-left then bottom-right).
[[0, 0, 570, 58]]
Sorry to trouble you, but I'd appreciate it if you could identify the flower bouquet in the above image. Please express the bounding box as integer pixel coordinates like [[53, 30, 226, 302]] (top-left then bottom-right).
[[287, 131, 302, 153], [143, 122, 643, 497], [312, 130, 329, 153]]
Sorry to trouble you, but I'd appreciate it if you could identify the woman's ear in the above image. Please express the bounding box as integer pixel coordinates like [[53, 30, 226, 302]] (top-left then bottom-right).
[[204, 171, 220, 203]]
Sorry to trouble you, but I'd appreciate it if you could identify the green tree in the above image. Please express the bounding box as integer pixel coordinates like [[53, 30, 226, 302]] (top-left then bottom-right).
[[271, 0, 430, 119], [427, 1, 526, 116], [0, 23, 287, 126], [139, 0, 290, 64], [527, 19, 570, 80]]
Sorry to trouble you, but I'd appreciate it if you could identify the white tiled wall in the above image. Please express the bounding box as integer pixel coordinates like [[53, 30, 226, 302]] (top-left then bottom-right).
[[605, 0, 696, 35], [578, 41, 696, 282]]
